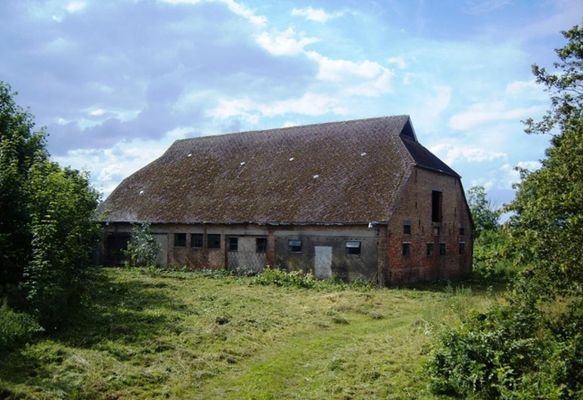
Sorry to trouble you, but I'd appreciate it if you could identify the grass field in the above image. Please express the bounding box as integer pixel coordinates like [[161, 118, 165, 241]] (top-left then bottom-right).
[[0, 268, 502, 399]]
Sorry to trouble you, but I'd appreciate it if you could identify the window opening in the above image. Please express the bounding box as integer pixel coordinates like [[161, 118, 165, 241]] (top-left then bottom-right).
[[426, 243, 434, 256], [174, 233, 186, 247], [459, 242, 465, 255], [432, 190, 443, 223], [403, 224, 411, 235], [191, 233, 203, 248], [228, 237, 238, 252], [402, 242, 411, 257], [256, 238, 267, 253], [459, 227, 465, 236], [288, 239, 302, 253], [346, 240, 361, 255], [208, 234, 221, 249], [439, 243, 446, 255]]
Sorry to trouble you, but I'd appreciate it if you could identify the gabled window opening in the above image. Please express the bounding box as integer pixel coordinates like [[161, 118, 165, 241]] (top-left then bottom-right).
[[459, 242, 466, 255], [432, 190, 443, 223], [402, 242, 411, 257], [426, 243, 434, 256], [439, 243, 446, 256]]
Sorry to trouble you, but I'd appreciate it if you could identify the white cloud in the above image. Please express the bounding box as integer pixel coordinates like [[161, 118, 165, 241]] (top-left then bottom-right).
[[291, 6, 343, 23], [305, 51, 394, 96], [505, 79, 547, 101], [256, 28, 318, 56], [55, 129, 188, 197], [449, 102, 544, 130], [65, 1, 86, 13], [261, 93, 345, 116], [160, 0, 266, 26], [207, 92, 345, 122], [430, 143, 506, 165], [386, 56, 407, 69], [411, 86, 452, 132]]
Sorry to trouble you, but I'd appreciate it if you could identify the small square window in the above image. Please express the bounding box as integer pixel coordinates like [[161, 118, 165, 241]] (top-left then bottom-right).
[[439, 243, 446, 256], [346, 240, 361, 255], [174, 233, 186, 247], [459, 227, 465, 236], [426, 243, 434, 256], [459, 242, 465, 255], [402, 242, 411, 257], [228, 237, 238, 251], [191, 233, 203, 248], [403, 224, 411, 234], [288, 239, 302, 253], [208, 234, 221, 249], [256, 238, 267, 253]]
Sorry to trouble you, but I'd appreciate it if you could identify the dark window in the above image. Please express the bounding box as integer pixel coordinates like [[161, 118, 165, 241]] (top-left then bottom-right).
[[402, 242, 411, 257], [191, 233, 203, 248], [426, 243, 434, 256], [174, 233, 186, 247], [288, 239, 302, 253], [439, 243, 446, 255], [256, 238, 267, 253], [346, 240, 361, 255], [459, 242, 465, 255], [403, 224, 411, 234], [459, 227, 465, 236], [208, 234, 221, 249], [228, 237, 238, 251], [432, 190, 443, 223]]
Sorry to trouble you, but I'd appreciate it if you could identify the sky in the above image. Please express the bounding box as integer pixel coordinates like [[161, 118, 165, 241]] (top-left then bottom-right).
[[1, 0, 581, 207]]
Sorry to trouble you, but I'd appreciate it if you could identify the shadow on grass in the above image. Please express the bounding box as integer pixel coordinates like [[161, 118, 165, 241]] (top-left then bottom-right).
[[0, 267, 187, 395], [55, 267, 188, 347]]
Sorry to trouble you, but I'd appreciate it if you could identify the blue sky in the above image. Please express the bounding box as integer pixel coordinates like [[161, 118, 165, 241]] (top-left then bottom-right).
[[1, 0, 581, 207]]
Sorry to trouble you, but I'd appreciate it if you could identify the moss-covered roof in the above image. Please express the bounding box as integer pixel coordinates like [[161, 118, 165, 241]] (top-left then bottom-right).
[[101, 115, 459, 224]]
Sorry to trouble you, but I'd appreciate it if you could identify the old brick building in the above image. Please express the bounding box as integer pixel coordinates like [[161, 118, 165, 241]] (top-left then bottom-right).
[[99, 115, 472, 285]]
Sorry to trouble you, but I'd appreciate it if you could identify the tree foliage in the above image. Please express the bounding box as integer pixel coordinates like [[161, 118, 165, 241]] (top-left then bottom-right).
[[428, 24, 583, 399], [467, 185, 499, 238], [0, 82, 100, 328]]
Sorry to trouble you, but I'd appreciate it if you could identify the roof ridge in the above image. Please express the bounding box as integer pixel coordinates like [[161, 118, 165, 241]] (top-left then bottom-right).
[[174, 114, 411, 144]]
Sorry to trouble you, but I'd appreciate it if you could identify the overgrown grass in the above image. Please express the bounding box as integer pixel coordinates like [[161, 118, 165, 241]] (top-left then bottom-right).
[[0, 267, 502, 399]]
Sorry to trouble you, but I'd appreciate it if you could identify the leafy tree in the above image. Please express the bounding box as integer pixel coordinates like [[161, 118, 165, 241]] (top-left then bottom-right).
[[125, 223, 161, 267], [0, 82, 46, 300], [467, 185, 499, 238], [0, 82, 100, 328], [427, 24, 583, 399]]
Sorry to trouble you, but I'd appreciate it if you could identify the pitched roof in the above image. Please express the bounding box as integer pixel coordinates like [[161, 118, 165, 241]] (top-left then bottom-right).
[[101, 115, 460, 225]]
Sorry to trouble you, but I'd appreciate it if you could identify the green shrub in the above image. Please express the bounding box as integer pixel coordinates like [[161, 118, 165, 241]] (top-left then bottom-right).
[[0, 306, 41, 354], [254, 267, 317, 289], [426, 301, 582, 399], [125, 223, 160, 267]]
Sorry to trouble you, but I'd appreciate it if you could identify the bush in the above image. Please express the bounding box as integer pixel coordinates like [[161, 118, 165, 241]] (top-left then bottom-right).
[[125, 223, 160, 267], [254, 267, 317, 289], [0, 306, 41, 354]]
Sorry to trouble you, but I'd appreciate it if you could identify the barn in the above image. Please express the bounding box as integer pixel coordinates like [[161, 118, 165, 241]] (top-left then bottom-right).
[[99, 115, 472, 285]]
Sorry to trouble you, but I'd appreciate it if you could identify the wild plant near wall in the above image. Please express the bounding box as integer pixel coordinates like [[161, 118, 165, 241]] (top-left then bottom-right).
[[125, 223, 161, 267]]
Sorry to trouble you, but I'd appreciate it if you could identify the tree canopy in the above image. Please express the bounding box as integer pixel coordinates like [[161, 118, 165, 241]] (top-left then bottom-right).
[[0, 82, 100, 328], [428, 24, 583, 399]]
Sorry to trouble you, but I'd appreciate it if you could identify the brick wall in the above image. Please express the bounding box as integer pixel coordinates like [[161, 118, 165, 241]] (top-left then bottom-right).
[[384, 167, 472, 284]]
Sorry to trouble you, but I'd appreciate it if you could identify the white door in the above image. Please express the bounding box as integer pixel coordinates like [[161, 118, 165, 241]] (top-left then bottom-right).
[[314, 246, 332, 279]]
